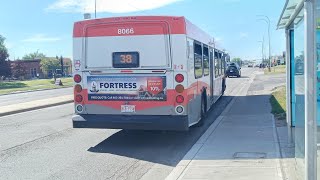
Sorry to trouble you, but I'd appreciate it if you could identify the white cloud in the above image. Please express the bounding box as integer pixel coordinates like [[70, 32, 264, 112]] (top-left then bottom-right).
[[47, 0, 183, 13], [239, 32, 248, 39], [22, 34, 61, 43], [4, 41, 14, 49]]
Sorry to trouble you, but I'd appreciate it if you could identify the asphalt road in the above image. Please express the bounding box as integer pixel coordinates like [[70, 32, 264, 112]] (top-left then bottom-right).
[[0, 87, 72, 107], [0, 68, 257, 180]]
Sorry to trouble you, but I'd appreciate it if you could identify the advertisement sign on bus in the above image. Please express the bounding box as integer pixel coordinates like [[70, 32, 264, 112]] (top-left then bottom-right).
[[87, 76, 167, 101]]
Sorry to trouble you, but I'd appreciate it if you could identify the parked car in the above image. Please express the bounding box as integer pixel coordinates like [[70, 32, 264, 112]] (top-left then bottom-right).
[[226, 64, 241, 77]]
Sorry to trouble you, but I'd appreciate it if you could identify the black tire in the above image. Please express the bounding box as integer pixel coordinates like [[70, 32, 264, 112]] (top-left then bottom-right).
[[222, 80, 226, 95], [195, 94, 206, 127]]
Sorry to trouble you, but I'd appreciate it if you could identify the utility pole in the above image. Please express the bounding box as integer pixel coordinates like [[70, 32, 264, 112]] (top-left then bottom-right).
[[95, 0, 97, 19], [257, 15, 271, 72], [258, 36, 265, 67]]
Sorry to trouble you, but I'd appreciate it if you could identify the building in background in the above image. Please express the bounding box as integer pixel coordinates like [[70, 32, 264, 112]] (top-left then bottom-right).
[[10, 59, 43, 79]]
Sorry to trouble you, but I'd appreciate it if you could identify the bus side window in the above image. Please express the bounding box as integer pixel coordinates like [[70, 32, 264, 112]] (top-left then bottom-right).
[[187, 40, 192, 59], [221, 55, 226, 75], [209, 48, 213, 75], [194, 42, 203, 79], [214, 51, 218, 78], [203, 45, 209, 76], [218, 52, 222, 76]]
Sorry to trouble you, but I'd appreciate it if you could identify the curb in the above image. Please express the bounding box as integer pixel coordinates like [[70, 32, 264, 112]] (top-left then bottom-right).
[[0, 86, 72, 97], [271, 114, 286, 180], [0, 100, 74, 117]]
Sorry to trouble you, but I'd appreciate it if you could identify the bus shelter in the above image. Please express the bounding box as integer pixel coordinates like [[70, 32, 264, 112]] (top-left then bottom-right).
[[278, 0, 318, 179]]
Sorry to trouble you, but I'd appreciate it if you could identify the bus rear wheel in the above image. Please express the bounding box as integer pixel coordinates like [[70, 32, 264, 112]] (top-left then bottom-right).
[[196, 95, 206, 127]]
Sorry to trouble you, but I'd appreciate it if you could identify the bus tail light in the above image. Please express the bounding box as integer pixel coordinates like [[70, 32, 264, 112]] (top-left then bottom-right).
[[75, 95, 83, 103], [175, 84, 184, 93], [176, 95, 184, 103], [74, 84, 82, 93], [175, 74, 184, 83], [74, 74, 82, 83]]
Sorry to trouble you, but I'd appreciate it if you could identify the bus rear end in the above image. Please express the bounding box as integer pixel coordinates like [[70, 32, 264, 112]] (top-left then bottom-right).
[[72, 16, 189, 131]]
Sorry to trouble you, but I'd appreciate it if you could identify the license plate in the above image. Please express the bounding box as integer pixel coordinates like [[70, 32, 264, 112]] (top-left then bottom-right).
[[121, 105, 136, 113]]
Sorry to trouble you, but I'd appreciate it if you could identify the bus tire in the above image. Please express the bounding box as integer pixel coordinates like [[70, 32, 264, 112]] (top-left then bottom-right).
[[196, 93, 207, 127], [222, 80, 226, 95]]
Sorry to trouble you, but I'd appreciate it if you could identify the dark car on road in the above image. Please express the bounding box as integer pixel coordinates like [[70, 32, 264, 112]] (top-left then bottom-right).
[[226, 64, 241, 77]]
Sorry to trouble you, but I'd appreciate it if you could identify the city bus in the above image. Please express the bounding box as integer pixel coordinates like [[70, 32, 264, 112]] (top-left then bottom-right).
[[72, 16, 228, 131]]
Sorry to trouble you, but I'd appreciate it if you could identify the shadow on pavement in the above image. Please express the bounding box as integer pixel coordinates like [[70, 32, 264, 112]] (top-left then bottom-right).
[[87, 95, 232, 166], [87, 94, 294, 168], [227, 76, 250, 79]]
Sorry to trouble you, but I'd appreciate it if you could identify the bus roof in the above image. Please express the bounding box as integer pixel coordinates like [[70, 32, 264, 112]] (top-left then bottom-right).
[[73, 15, 223, 50]]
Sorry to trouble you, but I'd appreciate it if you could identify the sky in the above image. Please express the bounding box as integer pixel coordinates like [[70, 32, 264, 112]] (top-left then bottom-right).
[[0, 0, 286, 61]]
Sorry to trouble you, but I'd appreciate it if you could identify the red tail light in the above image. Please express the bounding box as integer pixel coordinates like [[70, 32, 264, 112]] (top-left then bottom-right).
[[74, 84, 82, 93], [75, 95, 83, 103], [175, 74, 184, 83], [74, 74, 81, 83], [176, 95, 184, 103]]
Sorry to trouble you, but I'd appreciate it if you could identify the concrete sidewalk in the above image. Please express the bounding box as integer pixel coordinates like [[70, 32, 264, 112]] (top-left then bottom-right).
[[0, 95, 73, 116], [166, 73, 284, 180]]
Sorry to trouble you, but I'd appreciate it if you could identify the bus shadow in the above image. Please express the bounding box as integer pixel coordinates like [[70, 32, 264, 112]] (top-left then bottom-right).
[[87, 94, 293, 167], [227, 76, 250, 79], [87, 95, 234, 166]]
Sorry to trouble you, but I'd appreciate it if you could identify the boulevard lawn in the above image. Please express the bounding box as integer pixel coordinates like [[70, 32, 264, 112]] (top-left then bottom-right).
[[264, 65, 286, 75], [270, 86, 286, 120], [0, 78, 73, 95]]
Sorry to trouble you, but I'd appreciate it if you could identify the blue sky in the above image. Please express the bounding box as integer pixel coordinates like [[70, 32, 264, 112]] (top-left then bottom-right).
[[0, 0, 286, 61]]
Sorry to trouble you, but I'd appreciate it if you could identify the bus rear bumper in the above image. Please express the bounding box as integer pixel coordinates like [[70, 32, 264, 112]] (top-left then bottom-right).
[[72, 114, 189, 131]]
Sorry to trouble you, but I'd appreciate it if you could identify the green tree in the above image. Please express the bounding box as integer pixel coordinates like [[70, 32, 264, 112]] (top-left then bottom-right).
[[23, 51, 46, 60], [232, 57, 242, 66], [12, 60, 27, 80], [40, 57, 60, 77], [0, 35, 11, 78]]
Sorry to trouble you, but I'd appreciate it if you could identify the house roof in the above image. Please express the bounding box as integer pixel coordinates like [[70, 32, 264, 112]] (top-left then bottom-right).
[[277, 0, 304, 29]]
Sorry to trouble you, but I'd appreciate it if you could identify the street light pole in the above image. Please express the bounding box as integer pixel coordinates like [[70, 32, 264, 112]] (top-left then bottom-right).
[[258, 39, 264, 65], [257, 15, 271, 72], [95, 0, 97, 19]]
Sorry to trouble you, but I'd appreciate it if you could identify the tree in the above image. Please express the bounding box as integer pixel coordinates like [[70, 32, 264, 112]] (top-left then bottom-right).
[[0, 35, 11, 78], [231, 57, 242, 66], [23, 51, 46, 60], [12, 60, 27, 80], [40, 57, 60, 77]]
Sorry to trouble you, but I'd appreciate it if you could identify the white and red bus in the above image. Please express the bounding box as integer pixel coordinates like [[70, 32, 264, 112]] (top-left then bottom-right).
[[72, 16, 228, 131]]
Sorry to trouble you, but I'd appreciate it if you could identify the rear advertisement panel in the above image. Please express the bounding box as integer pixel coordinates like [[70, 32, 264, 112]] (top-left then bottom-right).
[[87, 76, 167, 101]]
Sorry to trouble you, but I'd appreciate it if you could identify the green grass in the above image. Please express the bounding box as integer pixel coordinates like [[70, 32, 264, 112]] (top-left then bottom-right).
[[0, 78, 73, 95], [270, 86, 286, 119], [264, 65, 286, 75]]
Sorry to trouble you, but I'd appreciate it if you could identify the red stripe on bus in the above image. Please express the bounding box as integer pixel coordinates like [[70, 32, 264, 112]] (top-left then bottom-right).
[[79, 79, 213, 111], [81, 89, 189, 110], [120, 70, 133, 73], [73, 16, 186, 37]]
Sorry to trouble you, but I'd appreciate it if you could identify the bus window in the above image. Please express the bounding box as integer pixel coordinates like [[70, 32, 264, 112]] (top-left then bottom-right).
[[214, 51, 219, 78], [218, 52, 222, 75], [203, 45, 209, 76], [209, 48, 213, 75], [221, 54, 225, 75], [194, 42, 203, 79]]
